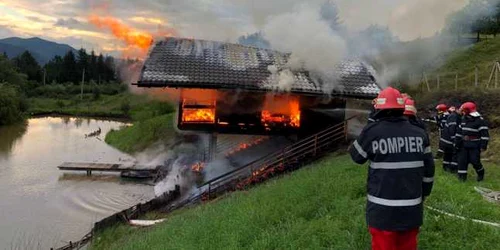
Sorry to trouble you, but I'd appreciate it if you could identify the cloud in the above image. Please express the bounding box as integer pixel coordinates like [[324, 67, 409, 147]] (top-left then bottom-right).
[[55, 18, 82, 28], [0, 0, 473, 56]]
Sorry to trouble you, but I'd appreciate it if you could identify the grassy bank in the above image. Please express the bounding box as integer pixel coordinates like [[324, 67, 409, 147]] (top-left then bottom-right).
[[105, 113, 175, 153], [25, 91, 177, 154], [27, 93, 172, 119], [92, 154, 500, 250]]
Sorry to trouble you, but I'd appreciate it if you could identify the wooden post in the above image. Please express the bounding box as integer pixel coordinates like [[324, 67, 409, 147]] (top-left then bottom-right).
[[437, 74, 440, 90], [81, 68, 85, 100], [487, 62, 496, 88], [424, 73, 431, 92], [496, 62, 498, 89], [475, 66, 478, 87], [455, 73, 458, 90]]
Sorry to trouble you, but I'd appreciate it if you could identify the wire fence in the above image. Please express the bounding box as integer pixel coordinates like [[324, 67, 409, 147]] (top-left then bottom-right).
[[409, 61, 500, 92]]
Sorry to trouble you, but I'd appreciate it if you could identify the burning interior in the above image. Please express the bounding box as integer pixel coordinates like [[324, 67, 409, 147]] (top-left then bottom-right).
[[177, 89, 308, 135]]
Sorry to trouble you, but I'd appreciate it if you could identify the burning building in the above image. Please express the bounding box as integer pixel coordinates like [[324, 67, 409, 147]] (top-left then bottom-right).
[[136, 37, 380, 138]]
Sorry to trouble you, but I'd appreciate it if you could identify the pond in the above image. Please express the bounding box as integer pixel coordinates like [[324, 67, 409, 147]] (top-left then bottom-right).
[[0, 117, 155, 249]]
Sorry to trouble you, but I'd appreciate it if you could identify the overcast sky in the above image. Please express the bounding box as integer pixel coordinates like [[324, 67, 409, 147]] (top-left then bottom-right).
[[0, 0, 468, 57]]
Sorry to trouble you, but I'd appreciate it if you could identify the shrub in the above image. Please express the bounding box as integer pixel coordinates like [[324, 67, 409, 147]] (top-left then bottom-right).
[[0, 83, 23, 125], [120, 99, 131, 115]]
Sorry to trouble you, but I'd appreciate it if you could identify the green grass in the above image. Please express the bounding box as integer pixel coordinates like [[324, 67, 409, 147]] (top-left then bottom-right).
[[105, 114, 176, 153], [91, 154, 500, 250], [27, 93, 173, 119], [405, 37, 500, 91], [25, 92, 177, 154]]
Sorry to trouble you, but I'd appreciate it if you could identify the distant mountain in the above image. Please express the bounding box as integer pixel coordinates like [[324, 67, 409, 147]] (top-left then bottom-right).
[[0, 37, 78, 65]]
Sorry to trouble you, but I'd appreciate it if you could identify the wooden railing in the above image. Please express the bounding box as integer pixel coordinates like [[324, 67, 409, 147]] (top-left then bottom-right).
[[196, 116, 356, 200]]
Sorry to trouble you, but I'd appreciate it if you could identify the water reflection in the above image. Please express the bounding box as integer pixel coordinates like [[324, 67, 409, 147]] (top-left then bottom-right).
[[0, 117, 154, 249], [0, 121, 28, 159]]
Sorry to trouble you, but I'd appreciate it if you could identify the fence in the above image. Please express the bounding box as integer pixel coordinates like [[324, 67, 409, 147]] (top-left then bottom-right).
[[410, 61, 500, 92], [197, 117, 355, 200]]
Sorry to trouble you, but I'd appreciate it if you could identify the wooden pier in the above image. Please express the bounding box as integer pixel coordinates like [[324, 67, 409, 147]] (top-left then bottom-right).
[[58, 162, 160, 176]]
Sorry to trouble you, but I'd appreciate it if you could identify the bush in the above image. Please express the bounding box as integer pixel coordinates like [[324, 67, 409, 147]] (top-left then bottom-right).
[[120, 99, 131, 115], [0, 83, 23, 125]]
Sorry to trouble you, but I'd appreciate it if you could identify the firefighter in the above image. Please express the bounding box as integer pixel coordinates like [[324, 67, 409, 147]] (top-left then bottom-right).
[[350, 87, 435, 250], [435, 104, 449, 157], [444, 106, 461, 173], [403, 95, 427, 130], [455, 102, 489, 182]]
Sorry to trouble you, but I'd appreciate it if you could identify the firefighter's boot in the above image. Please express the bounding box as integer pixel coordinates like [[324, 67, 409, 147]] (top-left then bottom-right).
[[477, 169, 485, 182]]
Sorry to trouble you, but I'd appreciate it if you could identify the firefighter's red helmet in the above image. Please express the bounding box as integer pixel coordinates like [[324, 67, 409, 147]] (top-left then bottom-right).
[[436, 104, 448, 112], [374, 87, 405, 110], [460, 102, 477, 114], [404, 97, 417, 116]]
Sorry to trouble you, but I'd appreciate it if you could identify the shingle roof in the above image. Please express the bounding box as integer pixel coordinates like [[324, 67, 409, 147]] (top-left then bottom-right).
[[137, 37, 380, 98]]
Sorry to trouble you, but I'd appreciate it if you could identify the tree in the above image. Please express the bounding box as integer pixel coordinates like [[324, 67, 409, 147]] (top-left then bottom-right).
[[89, 50, 98, 81], [2, 52, 7, 59], [104, 56, 116, 82], [0, 55, 27, 86], [44, 56, 63, 84], [97, 53, 105, 84], [0, 84, 23, 125], [12, 51, 42, 82], [77, 48, 89, 81], [62, 50, 78, 83]]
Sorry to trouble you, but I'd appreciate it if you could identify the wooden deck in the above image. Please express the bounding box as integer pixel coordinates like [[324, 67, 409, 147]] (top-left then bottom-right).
[[58, 162, 160, 176]]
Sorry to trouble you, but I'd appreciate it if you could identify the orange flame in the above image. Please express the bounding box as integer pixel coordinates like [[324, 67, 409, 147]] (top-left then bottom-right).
[[261, 95, 301, 128], [225, 137, 267, 157], [191, 162, 205, 173], [182, 109, 216, 123], [89, 15, 153, 50]]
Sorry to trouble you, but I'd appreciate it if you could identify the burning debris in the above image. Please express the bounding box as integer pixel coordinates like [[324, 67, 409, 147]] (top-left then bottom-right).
[[190, 162, 205, 173], [225, 137, 268, 157]]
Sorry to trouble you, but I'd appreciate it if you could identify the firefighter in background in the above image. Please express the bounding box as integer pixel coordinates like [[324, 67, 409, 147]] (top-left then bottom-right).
[[403, 95, 427, 130], [444, 106, 461, 173], [439, 105, 459, 173], [435, 104, 449, 157], [455, 102, 489, 182], [350, 87, 435, 250]]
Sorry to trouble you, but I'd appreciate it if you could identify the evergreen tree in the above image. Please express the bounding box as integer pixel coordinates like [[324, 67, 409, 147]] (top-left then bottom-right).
[[62, 50, 78, 83], [44, 56, 63, 84], [89, 50, 98, 81], [2, 52, 7, 59], [12, 51, 42, 82], [77, 48, 89, 81], [97, 53, 105, 84], [104, 56, 116, 82]]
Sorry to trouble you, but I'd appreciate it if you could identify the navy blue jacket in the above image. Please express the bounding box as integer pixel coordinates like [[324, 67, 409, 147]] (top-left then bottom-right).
[[455, 115, 489, 150], [350, 116, 435, 231]]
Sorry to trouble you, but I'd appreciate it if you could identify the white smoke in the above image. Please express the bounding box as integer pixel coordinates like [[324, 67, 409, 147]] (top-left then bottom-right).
[[262, 4, 347, 93]]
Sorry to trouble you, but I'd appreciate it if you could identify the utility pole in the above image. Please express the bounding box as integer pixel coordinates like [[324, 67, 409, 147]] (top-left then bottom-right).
[[81, 68, 85, 100]]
